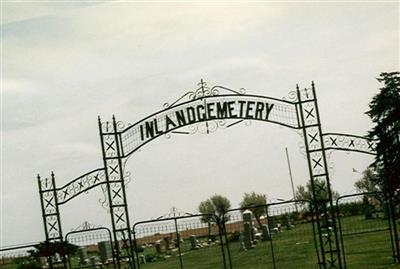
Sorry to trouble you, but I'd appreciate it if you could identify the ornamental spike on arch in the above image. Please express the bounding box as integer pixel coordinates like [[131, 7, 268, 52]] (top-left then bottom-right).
[[38, 80, 377, 269]]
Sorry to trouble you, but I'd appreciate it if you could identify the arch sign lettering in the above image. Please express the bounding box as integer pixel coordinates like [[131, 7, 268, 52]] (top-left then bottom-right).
[[37, 80, 376, 269]]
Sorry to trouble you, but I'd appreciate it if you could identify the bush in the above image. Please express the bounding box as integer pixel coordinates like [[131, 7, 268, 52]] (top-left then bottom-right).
[[135, 245, 144, 253], [145, 253, 165, 263], [15, 258, 40, 269], [227, 231, 240, 242]]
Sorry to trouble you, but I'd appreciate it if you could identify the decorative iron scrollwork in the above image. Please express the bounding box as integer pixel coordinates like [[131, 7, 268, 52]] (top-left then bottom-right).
[[116, 121, 132, 132], [71, 221, 101, 231], [283, 90, 298, 102], [163, 80, 246, 109], [56, 168, 106, 205], [323, 133, 377, 155], [99, 184, 110, 212]]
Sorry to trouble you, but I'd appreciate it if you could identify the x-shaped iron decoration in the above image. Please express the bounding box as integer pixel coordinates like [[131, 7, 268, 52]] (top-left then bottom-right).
[[106, 141, 115, 152], [115, 212, 125, 223], [109, 165, 119, 175], [329, 137, 338, 146], [312, 157, 323, 169], [305, 107, 315, 119], [308, 132, 319, 144]]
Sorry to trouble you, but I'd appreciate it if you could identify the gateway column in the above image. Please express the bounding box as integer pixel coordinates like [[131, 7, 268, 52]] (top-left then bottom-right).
[[297, 83, 342, 269], [98, 116, 135, 269]]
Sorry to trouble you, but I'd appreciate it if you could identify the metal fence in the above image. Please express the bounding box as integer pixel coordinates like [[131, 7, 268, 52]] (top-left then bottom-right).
[[2, 193, 398, 269], [131, 200, 320, 269], [65, 228, 115, 269], [336, 192, 394, 269], [0, 244, 40, 269], [130, 195, 397, 269], [221, 200, 318, 269], [132, 214, 227, 269]]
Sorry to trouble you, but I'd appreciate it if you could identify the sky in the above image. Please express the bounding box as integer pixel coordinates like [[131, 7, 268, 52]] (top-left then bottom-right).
[[1, 1, 399, 247]]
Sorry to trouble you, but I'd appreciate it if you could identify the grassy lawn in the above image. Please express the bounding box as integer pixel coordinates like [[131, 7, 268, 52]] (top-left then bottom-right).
[[2, 216, 398, 269], [134, 216, 396, 269]]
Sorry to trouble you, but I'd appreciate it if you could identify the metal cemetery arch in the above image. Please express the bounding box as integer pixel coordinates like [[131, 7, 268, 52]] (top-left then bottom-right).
[[38, 80, 377, 269]]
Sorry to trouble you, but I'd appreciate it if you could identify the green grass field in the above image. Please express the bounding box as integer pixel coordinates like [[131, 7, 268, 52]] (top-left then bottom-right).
[[132, 215, 397, 269], [3, 215, 399, 269]]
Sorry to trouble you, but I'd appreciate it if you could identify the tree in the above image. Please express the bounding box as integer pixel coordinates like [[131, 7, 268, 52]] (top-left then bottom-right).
[[198, 194, 231, 239], [366, 72, 400, 194], [239, 192, 267, 228], [198, 194, 231, 223], [29, 241, 79, 258], [354, 167, 382, 193], [21, 241, 79, 269], [354, 167, 385, 219], [295, 178, 340, 203]]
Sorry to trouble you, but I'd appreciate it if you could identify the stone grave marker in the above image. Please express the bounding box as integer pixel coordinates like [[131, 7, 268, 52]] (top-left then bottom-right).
[[189, 235, 199, 250], [138, 254, 146, 264], [243, 210, 255, 249], [261, 224, 271, 241], [155, 240, 163, 254], [239, 233, 246, 251], [98, 241, 112, 263], [78, 247, 88, 265], [164, 236, 173, 250]]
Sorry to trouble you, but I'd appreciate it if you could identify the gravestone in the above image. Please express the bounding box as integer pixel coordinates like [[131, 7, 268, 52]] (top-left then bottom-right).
[[189, 235, 199, 250], [239, 233, 246, 251], [54, 253, 61, 262], [98, 241, 112, 263], [39, 257, 47, 267], [78, 247, 88, 265], [243, 210, 255, 249], [174, 233, 182, 248], [138, 255, 146, 264], [261, 224, 271, 241], [155, 240, 163, 254], [283, 215, 294, 230], [243, 210, 253, 222], [163, 236, 173, 250], [89, 256, 97, 269], [244, 222, 255, 249]]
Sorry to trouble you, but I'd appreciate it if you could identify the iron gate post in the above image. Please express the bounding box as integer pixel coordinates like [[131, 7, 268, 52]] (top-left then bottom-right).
[[297, 83, 342, 269], [38, 173, 67, 269], [265, 204, 277, 269], [98, 116, 136, 269], [173, 218, 184, 269]]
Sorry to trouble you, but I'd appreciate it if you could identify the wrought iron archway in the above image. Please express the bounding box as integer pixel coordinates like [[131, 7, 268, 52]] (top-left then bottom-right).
[[38, 80, 378, 269]]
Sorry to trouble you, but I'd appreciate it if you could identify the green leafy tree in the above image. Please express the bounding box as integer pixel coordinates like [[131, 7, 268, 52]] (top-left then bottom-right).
[[239, 192, 267, 228], [14, 257, 40, 269], [354, 167, 382, 193], [198, 194, 231, 238], [19, 241, 79, 269], [366, 72, 400, 194], [354, 167, 384, 219], [29, 241, 79, 258], [198, 194, 231, 223]]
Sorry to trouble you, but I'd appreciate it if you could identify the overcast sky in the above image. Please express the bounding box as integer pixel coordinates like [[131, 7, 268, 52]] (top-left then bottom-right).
[[1, 1, 398, 247]]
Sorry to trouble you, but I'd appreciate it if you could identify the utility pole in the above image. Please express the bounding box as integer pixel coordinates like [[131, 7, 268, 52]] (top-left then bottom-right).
[[285, 147, 298, 211]]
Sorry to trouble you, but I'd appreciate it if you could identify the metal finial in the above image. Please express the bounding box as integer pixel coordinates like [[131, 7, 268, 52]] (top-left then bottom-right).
[[199, 79, 207, 100], [51, 171, 55, 179], [311, 81, 315, 89], [37, 174, 41, 180], [199, 78, 205, 88], [296, 84, 300, 91]]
